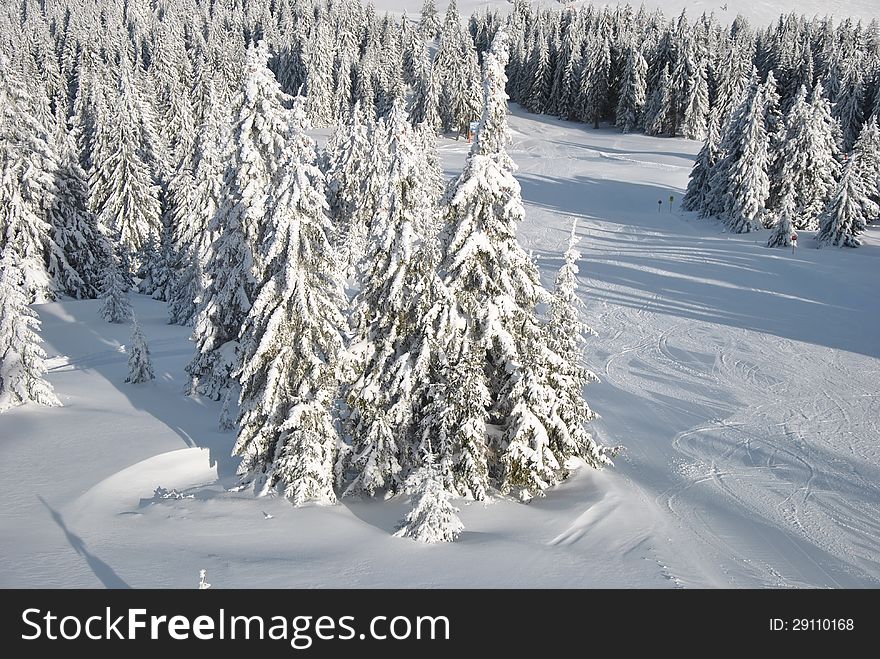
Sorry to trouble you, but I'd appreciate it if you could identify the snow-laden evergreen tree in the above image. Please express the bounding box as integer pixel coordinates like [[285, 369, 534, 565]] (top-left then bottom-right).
[[168, 74, 229, 327], [305, 21, 335, 127], [582, 25, 612, 129], [713, 38, 754, 124], [833, 64, 865, 153], [408, 43, 441, 130], [99, 254, 133, 324], [417, 332, 490, 498], [323, 103, 387, 280], [433, 30, 536, 499], [772, 84, 840, 230], [187, 41, 293, 400], [0, 53, 61, 303], [682, 110, 722, 213], [552, 9, 581, 121], [137, 227, 174, 301], [419, 0, 442, 41], [233, 99, 346, 506], [524, 29, 551, 115], [434, 30, 611, 502], [763, 71, 788, 213], [393, 450, 464, 543], [852, 116, 880, 213], [0, 154, 54, 304], [644, 64, 673, 136], [817, 152, 878, 247], [616, 44, 647, 134], [125, 319, 155, 383], [434, 0, 481, 137], [729, 73, 772, 232], [149, 20, 195, 172], [873, 80, 880, 121], [710, 72, 771, 232], [48, 125, 109, 299], [344, 101, 443, 498], [91, 61, 163, 267], [0, 251, 61, 413], [767, 193, 797, 248], [762, 71, 784, 144], [545, 222, 609, 467], [681, 58, 709, 141]]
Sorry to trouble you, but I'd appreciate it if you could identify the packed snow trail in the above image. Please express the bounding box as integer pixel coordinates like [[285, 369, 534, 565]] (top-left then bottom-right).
[[504, 107, 880, 587], [1, 108, 879, 587]]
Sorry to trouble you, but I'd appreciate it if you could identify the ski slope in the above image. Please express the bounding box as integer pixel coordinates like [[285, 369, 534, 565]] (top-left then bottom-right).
[[1, 107, 879, 588]]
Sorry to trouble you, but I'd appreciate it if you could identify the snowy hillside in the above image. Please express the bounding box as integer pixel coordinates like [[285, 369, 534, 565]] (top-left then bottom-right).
[[379, 2, 880, 27], [3, 107, 878, 588]]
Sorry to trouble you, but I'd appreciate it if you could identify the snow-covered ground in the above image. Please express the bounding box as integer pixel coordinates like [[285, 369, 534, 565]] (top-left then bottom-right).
[[2, 106, 879, 588], [381, 2, 880, 29]]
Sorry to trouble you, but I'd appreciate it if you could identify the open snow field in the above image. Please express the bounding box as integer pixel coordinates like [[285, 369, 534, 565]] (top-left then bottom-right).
[[2, 106, 879, 588]]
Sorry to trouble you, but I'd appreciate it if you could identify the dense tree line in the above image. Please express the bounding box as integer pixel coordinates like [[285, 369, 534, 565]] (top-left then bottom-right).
[[492, 3, 880, 244]]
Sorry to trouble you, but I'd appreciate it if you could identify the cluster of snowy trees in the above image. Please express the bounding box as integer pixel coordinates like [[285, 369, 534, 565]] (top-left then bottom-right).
[[0, 0, 619, 540], [219, 31, 614, 520], [501, 4, 880, 144], [684, 77, 880, 246], [0, 0, 487, 310], [498, 3, 880, 245]]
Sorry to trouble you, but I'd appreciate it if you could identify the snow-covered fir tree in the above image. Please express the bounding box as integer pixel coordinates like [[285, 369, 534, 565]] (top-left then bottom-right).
[[852, 116, 880, 213], [582, 24, 612, 129], [323, 103, 380, 280], [167, 74, 229, 327], [99, 254, 133, 324], [344, 101, 443, 498], [524, 26, 551, 115], [682, 110, 722, 213], [0, 154, 55, 304], [434, 30, 610, 502], [419, 0, 441, 41], [48, 125, 110, 300], [545, 222, 609, 467], [304, 21, 336, 127], [616, 44, 647, 134], [681, 58, 709, 141], [126, 319, 155, 384], [709, 71, 771, 233], [393, 450, 464, 543], [233, 99, 346, 506], [833, 64, 865, 153], [817, 152, 878, 247], [408, 43, 441, 131], [0, 251, 61, 413], [90, 56, 162, 267], [0, 54, 60, 303], [767, 193, 797, 248], [771, 84, 840, 230], [434, 0, 481, 137], [187, 41, 293, 401], [644, 64, 674, 136]]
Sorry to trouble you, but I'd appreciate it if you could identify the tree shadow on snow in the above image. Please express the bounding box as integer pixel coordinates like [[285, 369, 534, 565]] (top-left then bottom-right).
[[38, 495, 130, 589], [340, 496, 411, 536], [516, 175, 879, 359], [39, 298, 240, 484]]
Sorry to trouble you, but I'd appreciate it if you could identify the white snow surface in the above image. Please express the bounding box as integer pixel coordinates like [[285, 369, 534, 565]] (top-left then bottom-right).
[[2, 107, 879, 588], [383, 2, 879, 30]]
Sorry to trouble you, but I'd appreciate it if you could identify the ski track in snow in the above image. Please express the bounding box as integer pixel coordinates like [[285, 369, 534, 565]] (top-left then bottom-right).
[[2, 106, 879, 588], [509, 107, 880, 588]]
